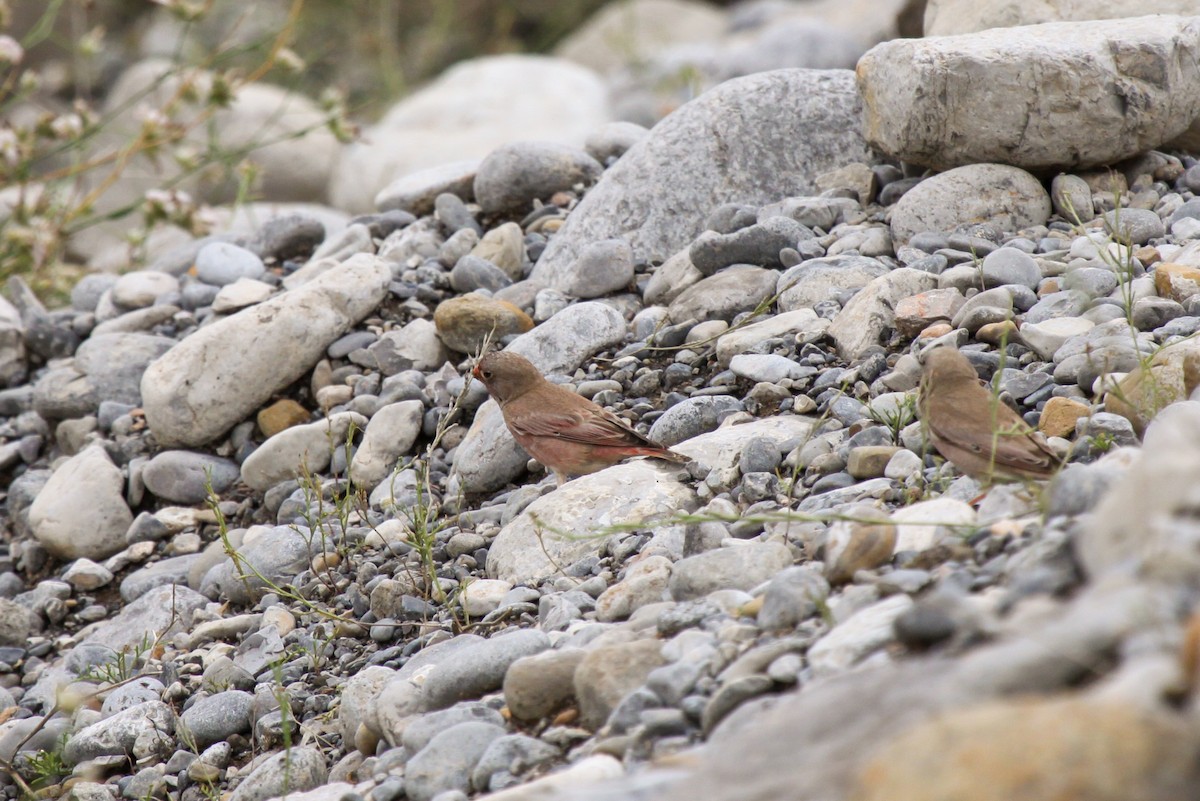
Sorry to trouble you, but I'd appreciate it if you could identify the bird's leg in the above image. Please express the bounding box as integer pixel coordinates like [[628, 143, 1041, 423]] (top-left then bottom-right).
[[555, 471, 567, 488]]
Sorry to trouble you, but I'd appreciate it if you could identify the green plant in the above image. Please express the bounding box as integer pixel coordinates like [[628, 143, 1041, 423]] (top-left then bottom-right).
[[0, 0, 351, 297]]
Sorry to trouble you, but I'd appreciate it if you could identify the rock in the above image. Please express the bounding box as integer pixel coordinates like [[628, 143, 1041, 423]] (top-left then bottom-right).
[[450, 255, 512, 294], [1050, 173, 1094, 222], [1103, 336, 1200, 436], [1102, 207, 1165, 246], [585, 120, 650, 161], [596, 555, 673, 621], [893, 289, 966, 337], [828, 268, 938, 360], [434, 295, 534, 355], [74, 333, 175, 407], [1038, 396, 1090, 438], [111, 271, 179, 309], [240, 412, 367, 492], [212, 278, 274, 313], [647, 396, 744, 446], [668, 542, 794, 600], [807, 595, 912, 676], [63, 701, 176, 765], [574, 638, 666, 730], [142, 451, 239, 504], [758, 566, 831, 630], [504, 648, 587, 722], [852, 697, 1200, 801], [227, 747, 327, 801], [405, 722, 507, 801], [202, 526, 332, 604], [77, 584, 206, 653], [475, 141, 602, 214], [859, 16, 1200, 170], [28, 445, 133, 560], [777, 255, 889, 312], [349, 400, 424, 489], [179, 690, 254, 749], [689, 217, 813, 275], [0, 295, 25, 388], [142, 254, 391, 447], [554, 0, 726, 75], [257, 399, 310, 437], [551, 238, 635, 299], [421, 630, 550, 710], [1019, 317, 1094, 361], [374, 160, 480, 216], [472, 222, 525, 279], [488, 461, 695, 583], [890, 164, 1051, 245], [331, 55, 609, 213], [729, 354, 809, 384], [471, 733, 560, 793], [368, 318, 451, 373], [644, 249, 705, 306], [195, 242, 266, 286], [0, 598, 35, 647], [924, 0, 1200, 36], [451, 302, 626, 494], [1154, 263, 1200, 303], [715, 308, 826, 366], [532, 69, 874, 283], [890, 497, 976, 553], [668, 265, 777, 324]]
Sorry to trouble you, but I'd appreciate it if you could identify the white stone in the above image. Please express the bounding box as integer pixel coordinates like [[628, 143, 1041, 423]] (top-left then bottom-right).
[[1019, 317, 1096, 361], [62, 558, 115, 591], [924, 0, 1200, 36], [859, 16, 1200, 170], [487, 461, 697, 584], [240, 412, 367, 492], [29, 446, 133, 561], [715, 309, 824, 367], [806, 595, 913, 675], [141, 254, 391, 447], [211, 278, 274, 313], [890, 497, 978, 553], [890, 164, 1051, 246], [350, 400, 425, 489], [331, 55, 610, 213], [458, 579, 513, 618], [827, 268, 938, 360], [111, 271, 179, 309]]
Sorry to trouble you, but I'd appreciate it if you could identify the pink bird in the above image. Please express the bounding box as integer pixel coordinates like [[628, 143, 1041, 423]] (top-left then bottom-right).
[[472, 351, 688, 485]]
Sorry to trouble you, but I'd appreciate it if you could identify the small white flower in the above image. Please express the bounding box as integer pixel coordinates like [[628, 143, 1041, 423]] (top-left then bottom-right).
[[0, 35, 23, 65]]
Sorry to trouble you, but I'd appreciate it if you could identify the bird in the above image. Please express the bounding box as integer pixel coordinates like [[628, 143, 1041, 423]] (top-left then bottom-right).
[[918, 347, 1061, 483], [471, 350, 688, 486]]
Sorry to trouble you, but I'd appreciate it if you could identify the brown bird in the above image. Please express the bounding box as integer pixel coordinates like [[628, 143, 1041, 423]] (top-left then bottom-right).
[[472, 351, 688, 485], [918, 347, 1061, 483]]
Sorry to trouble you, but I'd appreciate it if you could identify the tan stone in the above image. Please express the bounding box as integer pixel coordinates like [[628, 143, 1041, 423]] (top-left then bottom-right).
[[1153, 262, 1200, 303], [826, 524, 897, 585], [433, 294, 535, 355], [470, 222, 524, 279], [974, 320, 1019, 346], [1038, 396, 1089, 438], [256, 399, 310, 438], [1104, 336, 1200, 436], [1134, 245, 1162, 267], [917, 322, 954, 340], [893, 289, 966, 337], [853, 697, 1200, 801], [847, 446, 902, 480], [574, 638, 666, 730]]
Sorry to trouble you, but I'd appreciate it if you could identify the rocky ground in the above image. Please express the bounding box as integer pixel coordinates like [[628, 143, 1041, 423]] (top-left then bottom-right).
[[5, 2, 1200, 801]]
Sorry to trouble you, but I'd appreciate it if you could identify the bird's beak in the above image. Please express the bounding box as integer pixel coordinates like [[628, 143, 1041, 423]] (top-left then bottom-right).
[[471, 363, 482, 379]]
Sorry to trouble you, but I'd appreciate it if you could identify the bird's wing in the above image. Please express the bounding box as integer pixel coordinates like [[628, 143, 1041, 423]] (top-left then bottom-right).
[[510, 404, 656, 448], [925, 391, 1058, 475]]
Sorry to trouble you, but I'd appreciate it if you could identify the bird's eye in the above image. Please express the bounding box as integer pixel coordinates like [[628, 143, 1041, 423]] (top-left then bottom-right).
[[482, 370, 492, 379]]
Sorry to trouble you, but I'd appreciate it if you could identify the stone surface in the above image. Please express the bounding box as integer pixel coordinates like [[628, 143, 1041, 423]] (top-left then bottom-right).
[[532, 69, 874, 284], [28, 446, 133, 560], [859, 16, 1200, 170], [488, 461, 695, 584], [332, 55, 609, 213], [142, 254, 391, 447], [890, 164, 1051, 245], [434, 295, 534, 355]]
